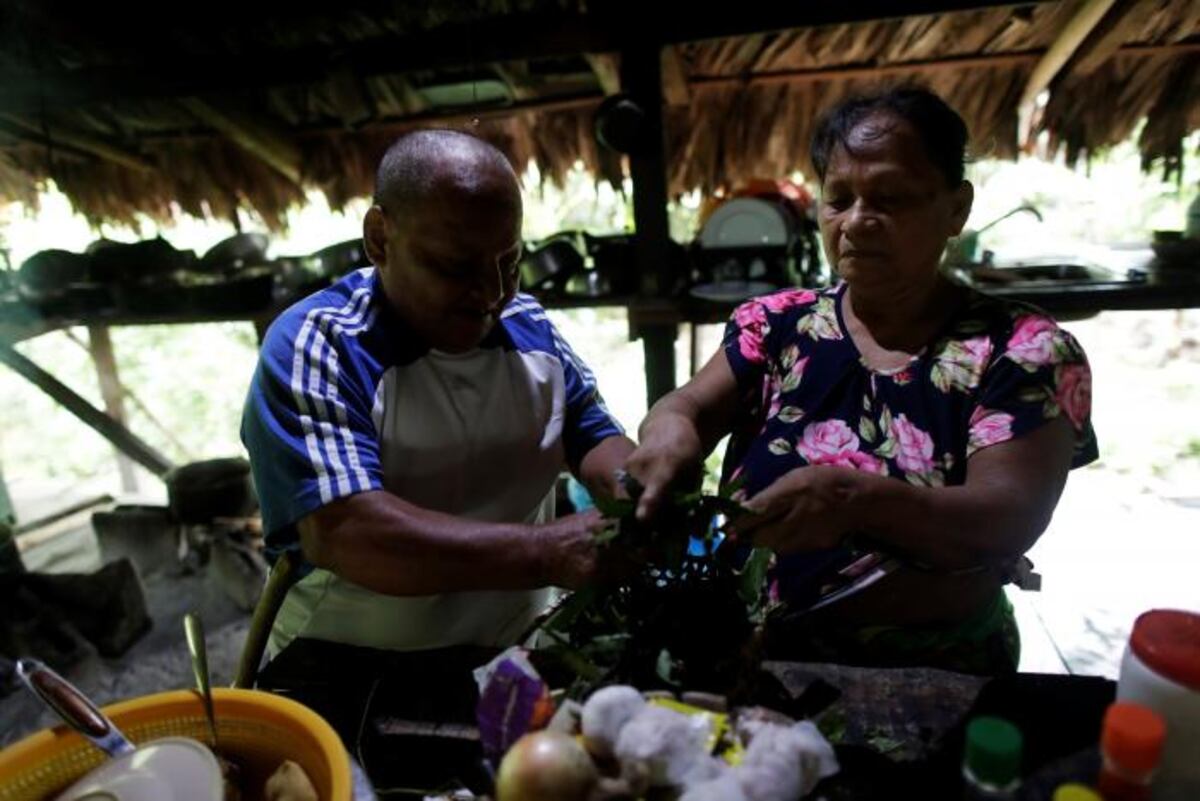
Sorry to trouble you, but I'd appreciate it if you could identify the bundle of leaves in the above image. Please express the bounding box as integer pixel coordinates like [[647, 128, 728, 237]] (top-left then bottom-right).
[[530, 486, 773, 698]]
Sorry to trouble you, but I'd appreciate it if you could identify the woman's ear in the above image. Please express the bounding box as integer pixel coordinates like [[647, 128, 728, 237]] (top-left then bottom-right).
[[363, 205, 389, 268], [949, 180, 974, 236]]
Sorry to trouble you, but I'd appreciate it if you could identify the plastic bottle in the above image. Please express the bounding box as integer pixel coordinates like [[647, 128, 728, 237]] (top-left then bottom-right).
[[1116, 609, 1200, 800], [963, 716, 1022, 800], [1096, 702, 1165, 801]]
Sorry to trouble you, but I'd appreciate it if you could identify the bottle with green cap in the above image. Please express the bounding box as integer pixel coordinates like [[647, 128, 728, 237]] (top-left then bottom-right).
[[963, 716, 1023, 799]]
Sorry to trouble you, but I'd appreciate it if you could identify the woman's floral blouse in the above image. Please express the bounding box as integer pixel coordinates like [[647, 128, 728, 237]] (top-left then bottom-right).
[[721, 282, 1098, 601]]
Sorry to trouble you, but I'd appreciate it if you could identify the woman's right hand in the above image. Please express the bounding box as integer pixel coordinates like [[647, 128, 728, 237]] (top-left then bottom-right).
[[624, 411, 705, 521]]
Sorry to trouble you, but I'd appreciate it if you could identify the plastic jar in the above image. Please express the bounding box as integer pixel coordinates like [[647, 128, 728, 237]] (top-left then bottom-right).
[[1116, 609, 1200, 801]]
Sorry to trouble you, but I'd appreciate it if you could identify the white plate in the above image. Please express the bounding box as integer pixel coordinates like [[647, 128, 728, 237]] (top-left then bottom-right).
[[56, 737, 223, 801], [699, 198, 791, 248]]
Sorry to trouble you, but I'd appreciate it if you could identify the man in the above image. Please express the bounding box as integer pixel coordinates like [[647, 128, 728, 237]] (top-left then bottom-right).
[[241, 130, 633, 753]]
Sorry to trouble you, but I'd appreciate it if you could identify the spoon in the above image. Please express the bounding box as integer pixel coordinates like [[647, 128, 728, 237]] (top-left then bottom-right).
[[183, 613, 219, 750], [16, 657, 136, 758], [184, 613, 244, 799]]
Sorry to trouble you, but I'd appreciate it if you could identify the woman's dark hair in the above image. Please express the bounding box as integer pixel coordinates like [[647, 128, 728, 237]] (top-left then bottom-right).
[[810, 86, 970, 186]]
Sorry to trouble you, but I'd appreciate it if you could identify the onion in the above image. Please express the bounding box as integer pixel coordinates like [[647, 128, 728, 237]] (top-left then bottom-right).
[[495, 730, 599, 801]]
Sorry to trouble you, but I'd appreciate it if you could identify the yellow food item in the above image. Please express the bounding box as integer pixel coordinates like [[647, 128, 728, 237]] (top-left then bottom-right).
[[264, 760, 319, 801]]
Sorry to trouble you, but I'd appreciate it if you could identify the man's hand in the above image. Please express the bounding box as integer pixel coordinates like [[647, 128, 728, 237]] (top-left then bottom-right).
[[534, 509, 639, 589], [725, 465, 862, 553], [624, 413, 705, 522]]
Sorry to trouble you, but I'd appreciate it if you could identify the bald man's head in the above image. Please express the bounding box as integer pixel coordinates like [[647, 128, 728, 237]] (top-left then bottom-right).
[[363, 129, 525, 353], [373, 129, 521, 219]]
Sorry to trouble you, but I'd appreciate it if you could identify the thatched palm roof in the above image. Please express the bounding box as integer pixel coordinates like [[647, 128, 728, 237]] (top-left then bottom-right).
[[1, 0, 1196, 230]]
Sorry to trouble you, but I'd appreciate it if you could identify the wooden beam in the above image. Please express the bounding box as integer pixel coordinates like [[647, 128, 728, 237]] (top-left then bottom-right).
[[180, 98, 302, 184], [492, 63, 538, 102], [690, 50, 1043, 89], [0, 2, 1059, 115], [1020, 0, 1120, 108], [1071, 0, 1148, 75], [622, 42, 678, 404], [0, 341, 174, 478], [87, 325, 138, 493], [0, 113, 156, 172], [687, 41, 1200, 91], [395, 78, 430, 114], [584, 53, 622, 95], [661, 46, 691, 106], [326, 63, 375, 129]]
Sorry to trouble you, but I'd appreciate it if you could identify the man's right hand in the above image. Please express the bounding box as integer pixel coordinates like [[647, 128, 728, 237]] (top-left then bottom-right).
[[624, 412, 705, 522], [534, 508, 639, 590]]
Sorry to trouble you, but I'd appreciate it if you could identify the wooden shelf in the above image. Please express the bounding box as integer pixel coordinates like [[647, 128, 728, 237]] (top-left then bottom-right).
[[4, 274, 1200, 347]]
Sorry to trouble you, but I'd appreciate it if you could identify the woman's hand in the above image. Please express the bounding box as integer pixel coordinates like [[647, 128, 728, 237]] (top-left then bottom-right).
[[624, 412, 705, 521], [627, 350, 742, 521], [726, 465, 864, 553]]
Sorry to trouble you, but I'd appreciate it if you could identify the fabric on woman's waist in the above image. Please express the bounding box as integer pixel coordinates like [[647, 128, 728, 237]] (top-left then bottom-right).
[[766, 590, 1020, 675]]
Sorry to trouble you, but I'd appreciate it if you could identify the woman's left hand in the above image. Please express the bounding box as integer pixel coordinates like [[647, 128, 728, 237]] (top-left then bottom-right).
[[725, 465, 862, 553]]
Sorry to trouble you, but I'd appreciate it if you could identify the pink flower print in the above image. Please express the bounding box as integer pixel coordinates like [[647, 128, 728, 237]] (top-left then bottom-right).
[[891, 414, 935, 474], [733, 301, 769, 364], [1006, 315, 1061, 370], [796, 420, 859, 464], [931, 335, 993, 393], [841, 450, 889, 475], [759, 289, 818, 314], [968, 407, 1015, 454], [796, 296, 842, 341], [1056, 362, 1092, 430], [796, 420, 888, 474]]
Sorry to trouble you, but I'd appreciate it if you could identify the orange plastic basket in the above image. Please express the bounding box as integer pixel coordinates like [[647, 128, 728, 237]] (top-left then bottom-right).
[[0, 688, 351, 801]]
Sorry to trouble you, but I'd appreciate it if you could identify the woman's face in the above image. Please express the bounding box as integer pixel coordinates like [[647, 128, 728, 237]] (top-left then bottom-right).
[[818, 112, 972, 293]]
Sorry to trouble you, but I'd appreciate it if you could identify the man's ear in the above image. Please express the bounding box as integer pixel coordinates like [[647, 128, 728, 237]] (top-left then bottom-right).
[[363, 205, 390, 268], [949, 180, 974, 236]]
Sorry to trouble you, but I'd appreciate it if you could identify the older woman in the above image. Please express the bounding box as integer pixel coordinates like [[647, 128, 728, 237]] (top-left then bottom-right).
[[626, 87, 1097, 674]]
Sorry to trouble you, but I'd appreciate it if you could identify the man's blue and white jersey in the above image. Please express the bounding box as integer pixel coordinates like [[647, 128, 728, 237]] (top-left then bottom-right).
[[242, 267, 622, 653]]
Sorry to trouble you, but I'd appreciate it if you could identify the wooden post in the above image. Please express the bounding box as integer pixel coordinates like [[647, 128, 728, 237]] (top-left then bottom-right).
[[87, 325, 139, 493], [621, 41, 678, 407], [0, 341, 174, 478], [0, 458, 22, 575]]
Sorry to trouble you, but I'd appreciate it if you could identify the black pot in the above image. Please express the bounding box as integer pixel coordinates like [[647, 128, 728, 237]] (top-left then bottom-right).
[[309, 239, 368, 278], [89, 237, 196, 284], [166, 458, 258, 525], [519, 237, 584, 295], [17, 250, 91, 301], [197, 233, 271, 274]]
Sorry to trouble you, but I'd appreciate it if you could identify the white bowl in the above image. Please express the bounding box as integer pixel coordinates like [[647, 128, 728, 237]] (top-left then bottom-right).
[[55, 737, 223, 801]]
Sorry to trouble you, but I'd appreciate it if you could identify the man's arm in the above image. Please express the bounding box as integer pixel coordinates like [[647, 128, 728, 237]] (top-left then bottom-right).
[[298, 490, 609, 596], [575, 435, 636, 502]]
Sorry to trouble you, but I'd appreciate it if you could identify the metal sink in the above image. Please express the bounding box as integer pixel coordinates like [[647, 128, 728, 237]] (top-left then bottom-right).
[[953, 259, 1115, 287]]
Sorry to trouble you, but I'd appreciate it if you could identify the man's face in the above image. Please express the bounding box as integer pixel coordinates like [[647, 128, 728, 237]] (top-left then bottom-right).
[[366, 174, 522, 353]]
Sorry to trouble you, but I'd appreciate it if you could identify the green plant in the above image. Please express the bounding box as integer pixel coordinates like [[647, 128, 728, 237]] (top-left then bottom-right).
[[530, 482, 774, 698]]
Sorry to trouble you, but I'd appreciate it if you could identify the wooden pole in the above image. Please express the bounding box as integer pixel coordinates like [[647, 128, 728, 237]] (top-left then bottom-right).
[[0, 113, 157, 173], [0, 341, 174, 478], [1021, 0, 1119, 108], [87, 325, 139, 493], [180, 98, 303, 184], [621, 41, 678, 407]]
